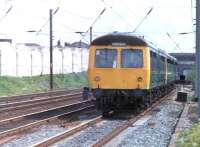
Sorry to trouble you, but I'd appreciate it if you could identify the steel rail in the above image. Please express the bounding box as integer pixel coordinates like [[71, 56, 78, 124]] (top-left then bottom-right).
[[91, 90, 176, 147], [0, 100, 92, 125], [32, 90, 176, 147], [0, 92, 82, 112], [32, 116, 103, 147], [0, 104, 95, 140], [0, 88, 82, 104]]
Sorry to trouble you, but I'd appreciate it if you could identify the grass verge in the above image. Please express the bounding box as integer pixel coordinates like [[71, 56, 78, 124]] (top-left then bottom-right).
[[176, 122, 200, 147], [0, 72, 88, 97]]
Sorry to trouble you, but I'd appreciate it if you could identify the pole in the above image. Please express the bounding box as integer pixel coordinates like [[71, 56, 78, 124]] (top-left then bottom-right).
[[16, 47, 18, 76], [196, 0, 200, 117], [61, 49, 64, 74], [41, 50, 43, 76], [49, 9, 53, 90], [30, 51, 33, 76], [79, 40, 83, 72], [0, 50, 1, 75], [72, 49, 74, 73], [90, 27, 92, 44], [81, 48, 83, 72]]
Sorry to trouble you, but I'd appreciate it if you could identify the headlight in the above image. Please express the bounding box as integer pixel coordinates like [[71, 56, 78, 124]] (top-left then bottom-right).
[[137, 77, 143, 82], [94, 76, 101, 81]]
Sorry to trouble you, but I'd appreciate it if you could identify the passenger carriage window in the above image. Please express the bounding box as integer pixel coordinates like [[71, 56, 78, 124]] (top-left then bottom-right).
[[121, 49, 143, 68], [95, 49, 117, 68]]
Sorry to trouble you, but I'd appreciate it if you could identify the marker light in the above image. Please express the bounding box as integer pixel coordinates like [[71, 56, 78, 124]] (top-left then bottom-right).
[[137, 77, 143, 82], [94, 76, 101, 81]]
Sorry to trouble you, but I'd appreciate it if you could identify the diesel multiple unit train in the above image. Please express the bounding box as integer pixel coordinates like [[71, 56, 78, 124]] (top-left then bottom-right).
[[87, 33, 177, 116]]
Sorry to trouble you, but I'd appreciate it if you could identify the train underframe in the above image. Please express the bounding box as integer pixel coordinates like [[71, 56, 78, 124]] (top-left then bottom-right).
[[92, 83, 175, 117]]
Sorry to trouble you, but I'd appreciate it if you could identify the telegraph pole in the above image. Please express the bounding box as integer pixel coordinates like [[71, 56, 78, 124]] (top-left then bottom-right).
[[30, 51, 33, 76], [79, 40, 83, 72], [90, 27, 92, 44], [40, 49, 44, 76], [49, 9, 53, 90], [196, 0, 200, 117], [0, 50, 1, 75], [16, 47, 18, 76], [72, 48, 74, 73], [60, 48, 64, 74]]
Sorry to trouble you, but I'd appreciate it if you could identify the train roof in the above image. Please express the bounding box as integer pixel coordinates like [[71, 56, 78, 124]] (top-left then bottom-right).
[[91, 33, 177, 63], [91, 33, 148, 46], [149, 45, 177, 63]]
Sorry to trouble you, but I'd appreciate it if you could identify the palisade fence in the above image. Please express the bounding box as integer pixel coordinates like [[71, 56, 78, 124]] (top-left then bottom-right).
[[0, 42, 89, 76]]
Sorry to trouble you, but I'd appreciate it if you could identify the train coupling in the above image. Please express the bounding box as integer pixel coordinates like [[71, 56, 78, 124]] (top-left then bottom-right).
[[83, 87, 90, 100]]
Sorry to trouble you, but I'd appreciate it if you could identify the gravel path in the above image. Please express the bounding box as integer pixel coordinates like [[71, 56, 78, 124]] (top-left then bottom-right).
[[105, 100, 184, 147], [1, 111, 100, 147], [53, 119, 125, 147]]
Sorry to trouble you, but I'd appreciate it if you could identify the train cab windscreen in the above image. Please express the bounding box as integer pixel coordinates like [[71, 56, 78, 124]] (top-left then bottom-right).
[[95, 49, 117, 68], [121, 49, 143, 68]]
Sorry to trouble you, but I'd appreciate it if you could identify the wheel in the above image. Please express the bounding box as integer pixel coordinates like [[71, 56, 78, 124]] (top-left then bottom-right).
[[144, 97, 149, 108], [148, 92, 152, 106], [102, 111, 110, 118], [96, 97, 101, 110]]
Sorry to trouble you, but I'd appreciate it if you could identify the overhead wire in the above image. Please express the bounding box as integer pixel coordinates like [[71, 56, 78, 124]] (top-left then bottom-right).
[[133, 7, 153, 32], [0, 5, 13, 23], [110, 7, 133, 29], [36, 6, 60, 35], [100, 1, 190, 53], [5, 0, 192, 51], [62, 24, 79, 32], [100, 0, 135, 32], [61, 8, 94, 20], [79, 7, 107, 42], [166, 32, 183, 53]]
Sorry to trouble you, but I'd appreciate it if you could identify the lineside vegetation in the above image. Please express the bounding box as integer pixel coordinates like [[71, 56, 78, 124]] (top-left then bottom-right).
[[176, 122, 200, 147], [0, 72, 88, 97]]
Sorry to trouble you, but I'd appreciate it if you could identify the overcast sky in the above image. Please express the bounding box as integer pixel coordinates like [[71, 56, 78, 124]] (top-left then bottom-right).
[[0, 0, 196, 53]]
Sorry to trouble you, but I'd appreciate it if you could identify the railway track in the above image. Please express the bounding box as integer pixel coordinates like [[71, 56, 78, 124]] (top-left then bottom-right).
[[0, 99, 93, 126], [168, 103, 188, 147], [0, 100, 95, 144], [0, 88, 82, 105], [0, 91, 86, 121], [0, 92, 82, 112], [30, 90, 177, 147], [92, 90, 176, 147], [32, 116, 103, 147]]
